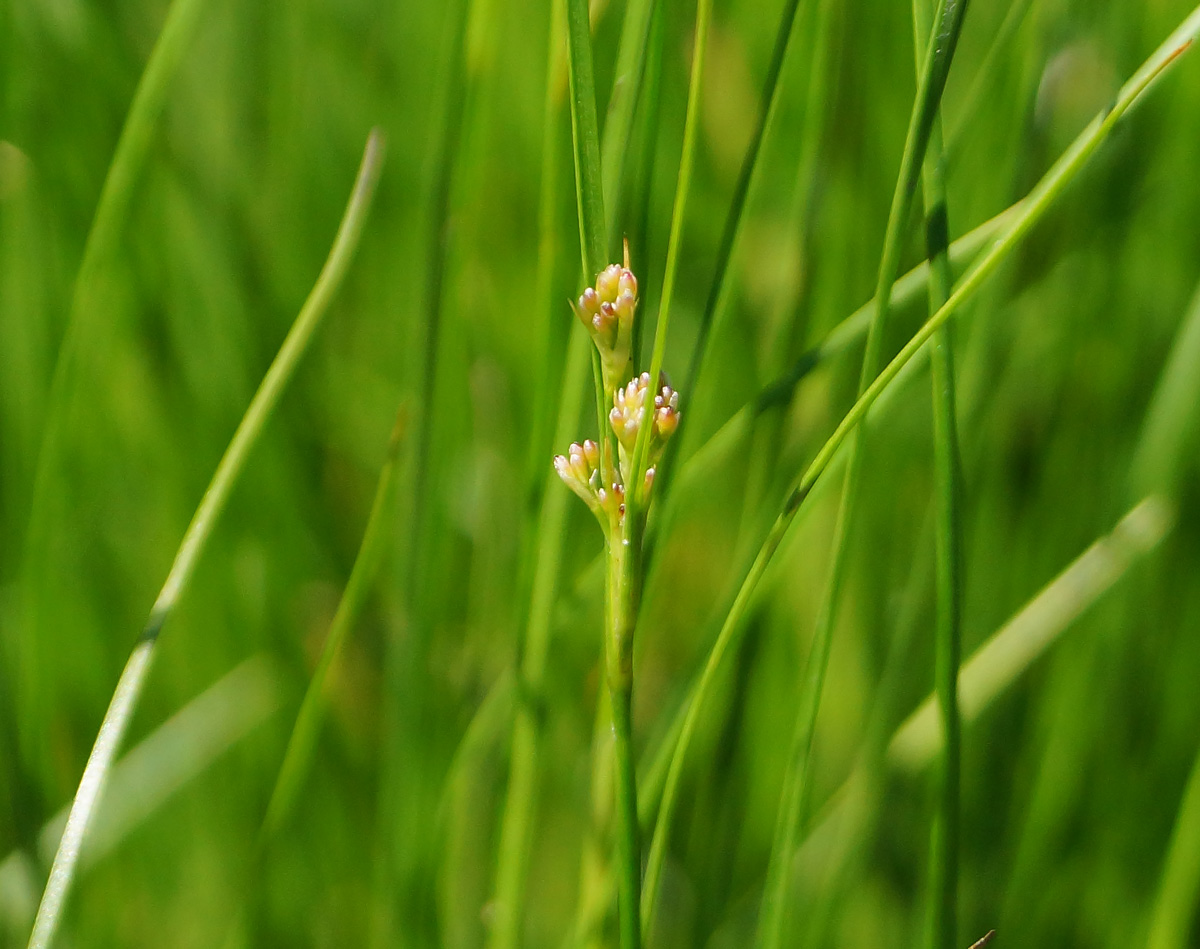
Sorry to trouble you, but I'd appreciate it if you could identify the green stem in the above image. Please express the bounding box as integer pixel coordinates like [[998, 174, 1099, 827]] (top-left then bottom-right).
[[913, 0, 962, 945], [565, 0, 608, 280], [1147, 741, 1200, 949], [25, 130, 385, 949], [260, 409, 405, 841], [607, 509, 643, 949]]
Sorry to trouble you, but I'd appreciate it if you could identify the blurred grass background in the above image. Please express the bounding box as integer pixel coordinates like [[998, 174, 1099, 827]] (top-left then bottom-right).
[[3, 0, 1200, 946]]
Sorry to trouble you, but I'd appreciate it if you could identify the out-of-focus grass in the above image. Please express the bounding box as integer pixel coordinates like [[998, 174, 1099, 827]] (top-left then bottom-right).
[[3, 1, 1200, 947]]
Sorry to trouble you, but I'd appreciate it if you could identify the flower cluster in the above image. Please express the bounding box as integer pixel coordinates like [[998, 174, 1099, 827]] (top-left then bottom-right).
[[573, 248, 637, 393], [553, 370, 680, 535], [609, 372, 679, 484], [553, 438, 626, 532], [555, 255, 681, 535]]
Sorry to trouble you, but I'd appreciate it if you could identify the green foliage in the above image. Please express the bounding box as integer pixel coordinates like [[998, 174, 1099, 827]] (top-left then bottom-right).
[[4, 1, 1200, 947]]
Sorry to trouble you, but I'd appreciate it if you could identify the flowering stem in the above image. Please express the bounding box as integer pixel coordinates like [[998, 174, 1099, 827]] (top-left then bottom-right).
[[607, 516, 643, 949]]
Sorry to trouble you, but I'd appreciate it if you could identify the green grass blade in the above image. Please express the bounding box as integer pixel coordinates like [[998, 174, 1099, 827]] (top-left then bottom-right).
[[1128, 277, 1200, 500], [601, 0, 658, 256], [17, 0, 211, 786], [1147, 741, 1200, 949], [24, 130, 385, 949], [565, 0, 608, 280], [0, 657, 280, 937], [912, 0, 963, 946], [944, 0, 1036, 160], [627, 0, 712, 517], [782, 7, 1199, 524], [888, 495, 1174, 770], [672, 0, 811, 452], [261, 410, 406, 840], [486, 6, 569, 946]]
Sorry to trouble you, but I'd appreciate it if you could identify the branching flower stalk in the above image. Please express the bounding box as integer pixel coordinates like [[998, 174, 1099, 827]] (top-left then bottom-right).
[[554, 246, 680, 949]]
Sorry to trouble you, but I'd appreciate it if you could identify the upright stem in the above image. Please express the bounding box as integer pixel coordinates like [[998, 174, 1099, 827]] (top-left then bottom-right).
[[607, 519, 643, 949], [912, 1, 962, 945]]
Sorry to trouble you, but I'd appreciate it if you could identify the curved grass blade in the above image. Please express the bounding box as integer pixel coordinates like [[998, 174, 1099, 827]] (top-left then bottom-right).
[[25, 130, 385, 949], [17, 0, 211, 787], [643, 5, 1200, 936], [261, 409, 406, 840]]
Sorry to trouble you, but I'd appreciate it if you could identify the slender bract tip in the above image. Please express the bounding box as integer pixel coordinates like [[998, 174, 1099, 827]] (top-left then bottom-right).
[[967, 931, 996, 949]]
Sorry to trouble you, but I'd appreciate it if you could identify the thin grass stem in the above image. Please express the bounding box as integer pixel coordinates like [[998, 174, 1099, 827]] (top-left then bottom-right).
[[260, 409, 406, 840], [912, 0, 963, 945], [659, 0, 812, 500], [18, 0, 211, 786], [25, 130, 384, 949], [795, 495, 1173, 920], [1147, 741, 1200, 949]]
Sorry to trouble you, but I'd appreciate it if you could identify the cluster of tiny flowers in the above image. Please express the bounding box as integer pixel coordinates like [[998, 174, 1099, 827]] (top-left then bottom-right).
[[554, 374, 680, 534], [555, 255, 681, 534], [553, 438, 626, 531], [609, 372, 679, 484], [573, 254, 637, 392]]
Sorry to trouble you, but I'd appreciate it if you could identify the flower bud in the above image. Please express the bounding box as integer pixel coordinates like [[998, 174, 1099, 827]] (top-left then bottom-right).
[[575, 253, 639, 393], [553, 439, 603, 515], [608, 372, 681, 489]]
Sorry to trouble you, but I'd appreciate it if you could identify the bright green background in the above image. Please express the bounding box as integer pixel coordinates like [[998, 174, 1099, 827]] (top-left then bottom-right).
[[3, 0, 1200, 946]]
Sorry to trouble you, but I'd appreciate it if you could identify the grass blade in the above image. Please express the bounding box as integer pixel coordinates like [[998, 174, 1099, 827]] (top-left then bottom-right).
[[486, 6, 569, 946], [1128, 277, 1200, 499], [666, 0, 811, 483], [1147, 741, 1200, 949], [888, 496, 1175, 771], [261, 410, 406, 839], [25, 129, 385, 949], [17, 0, 211, 789], [793, 496, 1172, 926], [565, 0, 608, 279], [0, 657, 280, 937], [912, 0, 963, 946]]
